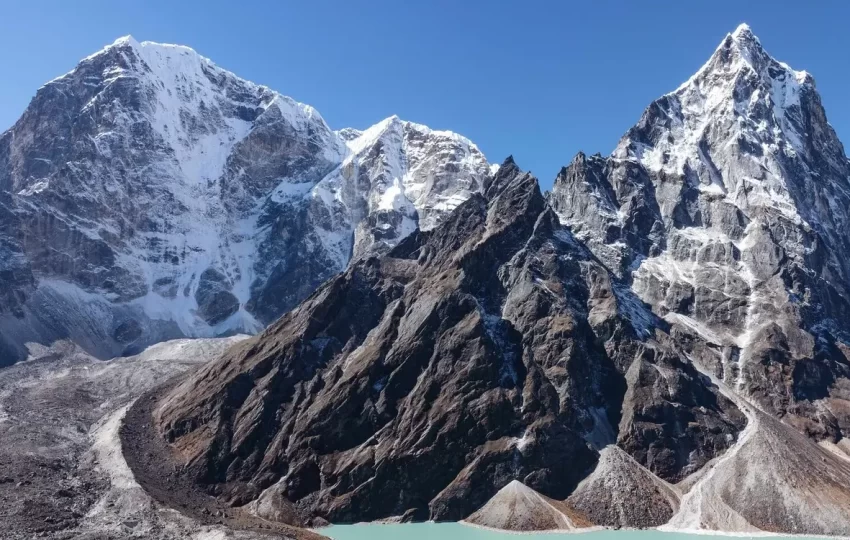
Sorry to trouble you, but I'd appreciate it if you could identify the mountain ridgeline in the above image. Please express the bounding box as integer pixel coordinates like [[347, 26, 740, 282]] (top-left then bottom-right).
[[144, 25, 850, 535], [0, 36, 489, 364], [5, 24, 850, 536], [153, 157, 745, 523], [551, 24, 850, 441]]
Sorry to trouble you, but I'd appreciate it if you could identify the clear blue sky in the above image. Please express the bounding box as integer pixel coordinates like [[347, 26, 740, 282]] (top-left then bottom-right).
[[2, 0, 849, 188]]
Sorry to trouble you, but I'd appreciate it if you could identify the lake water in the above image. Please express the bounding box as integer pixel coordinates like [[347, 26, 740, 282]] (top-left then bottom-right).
[[322, 523, 778, 540]]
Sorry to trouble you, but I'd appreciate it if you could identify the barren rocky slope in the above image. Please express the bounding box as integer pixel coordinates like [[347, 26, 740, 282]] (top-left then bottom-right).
[[463, 480, 590, 531], [0, 337, 323, 539], [566, 445, 681, 528], [149, 158, 745, 525]]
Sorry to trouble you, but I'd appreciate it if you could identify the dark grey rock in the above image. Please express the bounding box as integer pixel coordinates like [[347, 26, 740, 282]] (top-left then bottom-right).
[[149, 158, 744, 525], [194, 268, 239, 326]]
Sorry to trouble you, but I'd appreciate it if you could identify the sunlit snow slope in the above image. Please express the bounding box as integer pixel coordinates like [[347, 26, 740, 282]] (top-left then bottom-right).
[[0, 36, 489, 364]]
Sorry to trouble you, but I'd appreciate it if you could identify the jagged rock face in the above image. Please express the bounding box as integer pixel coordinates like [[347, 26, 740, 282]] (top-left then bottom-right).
[[305, 116, 488, 265], [551, 24, 850, 442], [154, 159, 744, 524], [0, 37, 488, 364], [549, 152, 663, 276]]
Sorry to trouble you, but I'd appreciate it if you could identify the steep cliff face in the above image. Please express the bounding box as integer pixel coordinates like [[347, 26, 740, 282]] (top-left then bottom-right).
[[550, 24, 850, 442], [152, 159, 744, 524], [245, 116, 489, 323], [0, 37, 488, 364]]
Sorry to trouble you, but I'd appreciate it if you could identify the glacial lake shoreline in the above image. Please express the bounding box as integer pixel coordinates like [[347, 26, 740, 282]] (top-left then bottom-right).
[[321, 522, 850, 540]]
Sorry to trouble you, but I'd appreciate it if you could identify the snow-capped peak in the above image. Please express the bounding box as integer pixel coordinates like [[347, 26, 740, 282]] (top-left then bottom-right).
[[618, 24, 822, 192], [112, 34, 141, 49], [309, 113, 490, 261], [403, 119, 482, 150], [76, 34, 141, 63], [0, 34, 491, 361], [727, 23, 768, 66], [729, 22, 759, 48], [669, 24, 814, 104], [344, 114, 403, 155], [81, 36, 344, 189], [336, 127, 364, 144], [731, 22, 753, 37]]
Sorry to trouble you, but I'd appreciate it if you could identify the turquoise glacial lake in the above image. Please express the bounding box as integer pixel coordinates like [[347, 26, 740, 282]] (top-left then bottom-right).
[[322, 523, 780, 540]]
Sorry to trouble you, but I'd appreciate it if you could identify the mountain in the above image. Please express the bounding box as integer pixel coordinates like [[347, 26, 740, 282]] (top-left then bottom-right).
[[0, 37, 489, 364], [148, 158, 745, 524], [566, 445, 681, 527], [136, 25, 850, 536], [550, 23, 850, 444]]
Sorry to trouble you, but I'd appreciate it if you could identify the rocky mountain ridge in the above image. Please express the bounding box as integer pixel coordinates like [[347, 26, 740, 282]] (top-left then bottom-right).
[[149, 157, 745, 524], [3, 23, 850, 537], [0, 36, 489, 365], [139, 24, 850, 536], [550, 23, 850, 443]]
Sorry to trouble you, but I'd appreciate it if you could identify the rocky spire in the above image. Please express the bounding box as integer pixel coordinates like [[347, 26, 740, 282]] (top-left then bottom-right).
[[690, 23, 788, 83], [551, 25, 850, 444]]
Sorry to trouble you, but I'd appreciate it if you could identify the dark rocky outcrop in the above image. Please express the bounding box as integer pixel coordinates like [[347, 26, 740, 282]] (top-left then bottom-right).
[[195, 268, 240, 326], [152, 158, 744, 524]]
